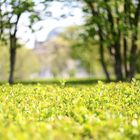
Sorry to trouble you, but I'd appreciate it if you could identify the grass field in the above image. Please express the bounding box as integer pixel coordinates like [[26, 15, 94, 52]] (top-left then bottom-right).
[[0, 80, 140, 140]]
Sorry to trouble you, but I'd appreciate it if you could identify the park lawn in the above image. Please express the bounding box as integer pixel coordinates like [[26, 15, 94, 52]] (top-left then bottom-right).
[[0, 81, 140, 140]]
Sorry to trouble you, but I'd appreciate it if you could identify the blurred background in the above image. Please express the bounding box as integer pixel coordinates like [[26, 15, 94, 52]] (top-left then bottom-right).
[[0, 0, 140, 83]]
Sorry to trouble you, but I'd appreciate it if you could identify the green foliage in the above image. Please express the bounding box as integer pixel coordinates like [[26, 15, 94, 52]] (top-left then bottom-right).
[[60, 26, 112, 76], [0, 0, 44, 42], [15, 47, 41, 80], [0, 81, 140, 139], [0, 46, 40, 81], [80, 0, 140, 80], [0, 0, 51, 83], [0, 45, 9, 80]]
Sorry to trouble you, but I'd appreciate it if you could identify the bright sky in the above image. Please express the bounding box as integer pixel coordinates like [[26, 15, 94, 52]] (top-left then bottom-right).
[[17, 1, 83, 48]]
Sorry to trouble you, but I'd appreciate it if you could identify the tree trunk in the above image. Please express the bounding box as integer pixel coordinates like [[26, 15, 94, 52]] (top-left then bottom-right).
[[123, 0, 129, 79], [9, 35, 16, 84], [99, 43, 110, 81], [114, 42, 123, 81], [129, 34, 137, 80], [123, 37, 129, 79], [87, 2, 110, 81], [98, 31, 110, 81], [128, 1, 140, 80]]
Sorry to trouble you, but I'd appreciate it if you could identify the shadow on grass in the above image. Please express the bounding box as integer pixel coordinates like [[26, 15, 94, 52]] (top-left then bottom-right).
[[15, 78, 116, 85], [0, 77, 135, 85]]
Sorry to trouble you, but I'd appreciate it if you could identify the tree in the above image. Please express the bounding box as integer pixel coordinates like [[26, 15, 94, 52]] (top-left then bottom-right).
[[60, 26, 109, 78], [0, 44, 41, 81], [0, 0, 50, 84], [84, 1, 111, 81], [80, 0, 140, 81]]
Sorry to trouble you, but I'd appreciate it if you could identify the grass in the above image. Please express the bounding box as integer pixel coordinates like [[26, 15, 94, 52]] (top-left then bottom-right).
[[0, 80, 140, 140], [14, 77, 114, 85]]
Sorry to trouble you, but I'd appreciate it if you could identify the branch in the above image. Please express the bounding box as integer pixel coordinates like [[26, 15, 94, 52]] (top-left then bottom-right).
[[104, 0, 114, 31], [134, 0, 140, 27], [13, 13, 21, 37]]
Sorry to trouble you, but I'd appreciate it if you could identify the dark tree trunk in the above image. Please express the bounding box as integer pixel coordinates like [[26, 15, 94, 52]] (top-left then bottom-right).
[[105, 2, 123, 81], [128, 0, 140, 80], [9, 35, 16, 84], [129, 34, 137, 80], [123, 37, 129, 79], [99, 43, 110, 81], [87, 2, 110, 81], [114, 42, 123, 81], [99, 31, 110, 81], [123, 0, 129, 79]]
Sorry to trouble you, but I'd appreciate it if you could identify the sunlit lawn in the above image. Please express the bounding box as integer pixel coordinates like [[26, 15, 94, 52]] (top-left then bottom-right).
[[0, 81, 140, 140]]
